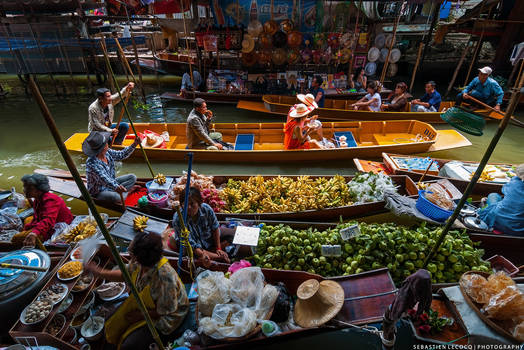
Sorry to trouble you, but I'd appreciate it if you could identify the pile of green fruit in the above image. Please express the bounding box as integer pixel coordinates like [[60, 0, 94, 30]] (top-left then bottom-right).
[[251, 221, 491, 284]]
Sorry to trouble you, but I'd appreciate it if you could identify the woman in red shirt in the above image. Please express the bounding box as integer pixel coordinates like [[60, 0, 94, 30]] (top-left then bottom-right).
[[21, 173, 73, 246], [284, 104, 323, 150]]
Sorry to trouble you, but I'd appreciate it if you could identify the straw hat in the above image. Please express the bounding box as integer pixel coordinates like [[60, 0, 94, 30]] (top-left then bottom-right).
[[289, 103, 314, 119], [364, 62, 377, 76], [367, 47, 380, 62], [141, 134, 163, 148], [247, 20, 263, 37], [374, 33, 386, 49], [280, 19, 294, 33], [294, 279, 344, 328], [386, 63, 398, 77], [379, 48, 389, 63], [516, 164, 524, 180], [272, 48, 287, 65], [288, 49, 300, 64], [297, 93, 318, 109], [263, 20, 278, 35], [385, 34, 395, 48], [258, 50, 272, 65], [82, 131, 111, 157], [272, 31, 287, 48], [287, 31, 302, 48], [241, 34, 255, 53], [390, 48, 401, 63], [259, 33, 272, 49], [241, 51, 258, 67]]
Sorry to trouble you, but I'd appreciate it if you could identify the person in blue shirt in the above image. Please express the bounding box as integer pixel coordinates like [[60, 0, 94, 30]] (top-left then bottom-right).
[[455, 66, 504, 111], [477, 164, 524, 237], [180, 70, 203, 93], [309, 75, 325, 108], [411, 81, 441, 112]]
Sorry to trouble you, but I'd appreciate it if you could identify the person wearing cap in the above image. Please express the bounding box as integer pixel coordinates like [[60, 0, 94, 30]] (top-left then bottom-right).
[[180, 70, 203, 93], [186, 98, 223, 150], [88, 82, 134, 145], [456, 66, 504, 111], [308, 75, 325, 108], [477, 164, 524, 237], [14, 173, 73, 247], [83, 131, 141, 204], [411, 81, 441, 112], [284, 103, 323, 150]]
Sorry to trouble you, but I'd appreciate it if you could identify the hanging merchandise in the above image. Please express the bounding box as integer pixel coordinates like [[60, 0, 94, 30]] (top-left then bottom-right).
[[390, 48, 401, 63], [340, 33, 352, 49], [280, 19, 294, 33], [387, 63, 398, 77], [364, 61, 377, 76], [264, 20, 278, 35], [327, 34, 340, 49], [259, 33, 273, 49], [241, 34, 255, 53], [374, 33, 386, 49], [385, 34, 396, 48], [247, 20, 263, 37], [340, 48, 351, 64], [300, 48, 313, 63], [272, 48, 287, 65], [241, 51, 258, 66], [258, 50, 272, 65], [367, 47, 380, 62], [287, 49, 300, 64], [379, 48, 389, 63], [302, 33, 313, 47], [287, 31, 302, 48], [203, 34, 218, 52], [152, 0, 191, 15], [272, 31, 287, 48]]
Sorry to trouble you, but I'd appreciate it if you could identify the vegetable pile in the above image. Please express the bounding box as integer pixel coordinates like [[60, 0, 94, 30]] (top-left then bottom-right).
[[251, 221, 490, 284]]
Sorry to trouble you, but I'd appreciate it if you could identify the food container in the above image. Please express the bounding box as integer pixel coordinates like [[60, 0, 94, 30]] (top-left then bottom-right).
[[71, 310, 90, 330], [147, 192, 168, 208], [57, 293, 74, 313], [63, 326, 77, 344], [45, 313, 66, 336], [73, 273, 94, 293], [96, 282, 126, 301], [20, 299, 53, 325], [81, 316, 105, 341], [37, 283, 68, 305], [76, 291, 95, 315], [486, 255, 519, 276], [57, 261, 83, 281], [416, 190, 454, 222]]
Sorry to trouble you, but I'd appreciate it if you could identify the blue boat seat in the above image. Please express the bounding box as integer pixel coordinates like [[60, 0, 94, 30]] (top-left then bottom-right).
[[234, 134, 255, 150], [333, 131, 357, 148]]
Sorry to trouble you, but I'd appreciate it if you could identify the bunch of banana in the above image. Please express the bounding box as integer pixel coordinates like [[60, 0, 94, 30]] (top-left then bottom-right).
[[62, 220, 97, 243], [133, 216, 149, 232], [154, 173, 167, 185]]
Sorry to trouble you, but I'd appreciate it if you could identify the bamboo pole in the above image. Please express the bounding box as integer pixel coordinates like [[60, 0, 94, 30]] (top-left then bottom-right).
[[424, 70, 524, 268], [114, 37, 137, 83], [409, 42, 424, 92], [100, 39, 156, 178], [180, 0, 194, 89], [464, 31, 484, 86], [100, 40, 116, 92], [348, 2, 361, 81], [130, 31, 147, 101], [112, 94, 131, 144], [27, 75, 165, 350], [380, 2, 404, 84], [445, 41, 471, 98]]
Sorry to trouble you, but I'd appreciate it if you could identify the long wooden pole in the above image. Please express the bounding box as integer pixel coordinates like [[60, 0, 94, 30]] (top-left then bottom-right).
[[424, 69, 524, 268], [464, 31, 484, 86], [130, 31, 147, 102], [380, 3, 404, 84], [112, 94, 131, 144], [180, 0, 194, 89], [101, 39, 156, 178], [27, 76, 165, 350], [115, 37, 137, 83], [445, 41, 471, 98], [409, 42, 424, 92], [348, 2, 361, 81]]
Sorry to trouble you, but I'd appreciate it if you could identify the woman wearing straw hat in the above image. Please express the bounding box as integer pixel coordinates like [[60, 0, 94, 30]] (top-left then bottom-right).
[[283, 104, 323, 150], [477, 164, 524, 237], [297, 93, 325, 142]]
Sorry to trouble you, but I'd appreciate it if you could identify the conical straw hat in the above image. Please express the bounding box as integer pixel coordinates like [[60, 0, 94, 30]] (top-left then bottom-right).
[[294, 279, 344, 328]]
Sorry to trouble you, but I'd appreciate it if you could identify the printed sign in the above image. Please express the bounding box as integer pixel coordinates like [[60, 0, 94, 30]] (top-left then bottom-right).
[[340, 224, 360, 240], [233, 226, 260, 246], [321, 245, 342, 257]]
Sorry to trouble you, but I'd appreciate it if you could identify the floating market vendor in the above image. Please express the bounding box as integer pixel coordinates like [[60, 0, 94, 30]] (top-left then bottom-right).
[[309, 75, 325, 108], [88, 82, 134, 145], [455, 66, 504, 111], [12, 173, 73, 247], [284, 104, 323, 150], [477, 164, 524, 236], [186, 98, 224, 150], [411, 81, 441, 112], [349, 67, 367, 93], [180, 69, 203, 93], [169, 187, 233, 264], [83, 131, 140, 204], [87, 232, 189, 350]]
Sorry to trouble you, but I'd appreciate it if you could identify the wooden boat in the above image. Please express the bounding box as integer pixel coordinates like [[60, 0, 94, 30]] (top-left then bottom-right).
[[63, 120, 471, 162], [160, 90, 263, 105], [38, 171, 419, 221], [324, 88, 392, 100]]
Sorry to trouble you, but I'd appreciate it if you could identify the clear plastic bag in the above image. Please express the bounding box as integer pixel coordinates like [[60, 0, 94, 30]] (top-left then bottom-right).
[[484, 286, 524, 320], [197, 270, 231, 317], [460, 273, 493, 304], [255, 284, 279, 319], [513, 321, 524, 342], [229, 267, 264, 308], [0, 207, 22, 232], [199, 304, 257, 339]]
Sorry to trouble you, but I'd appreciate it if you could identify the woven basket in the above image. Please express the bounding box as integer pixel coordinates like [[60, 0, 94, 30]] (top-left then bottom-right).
[[440, 107, 486, 136]]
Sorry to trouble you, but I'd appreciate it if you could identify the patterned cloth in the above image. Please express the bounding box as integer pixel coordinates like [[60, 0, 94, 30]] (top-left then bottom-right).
[[127, 260, 189, 335], [172, 203, 219, 250], [463, 77, 504, 106], [186, 108, 214, 149], [24, 192, 73, 240], [88, 87, 130, 133], [85, 145, 137, 196]]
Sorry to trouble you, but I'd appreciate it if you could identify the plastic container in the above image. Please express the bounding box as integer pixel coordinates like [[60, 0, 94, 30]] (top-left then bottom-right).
[[486, 255, 519, 276], [147, 192, 168, 208], [416, 190, 454, 222], [145, 181, 168, 195], [261, 320, 281, 337]]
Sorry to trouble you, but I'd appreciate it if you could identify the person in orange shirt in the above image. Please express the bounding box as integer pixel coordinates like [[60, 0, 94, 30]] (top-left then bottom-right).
[[284, 104, 323, 150]]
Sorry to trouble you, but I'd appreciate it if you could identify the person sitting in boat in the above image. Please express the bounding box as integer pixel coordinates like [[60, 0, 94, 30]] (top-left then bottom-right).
[[83, 131, 141, 204], [180, 69, 203, 93], [477, 164, 524, 237], [87, 231, 189, 349], [382, 82, 408, 112], [222, 80, 239, 94], [297, 93, 325, 141], [455, 66, 504, 111], [411, 81, 441, 112], [351, 80, 382, 111], [309, 75, 325, 108], [12, 173, 73, 247], [186, 98, 224, 150], [349, 67, 367, 93], [284, 104, 323, 150], [88, 82, 134, 145], [169, 187, 233, 264]]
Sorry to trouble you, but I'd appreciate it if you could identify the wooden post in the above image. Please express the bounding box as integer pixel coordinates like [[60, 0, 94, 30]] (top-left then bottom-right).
[[27, 76, 165, 350], [464, 31, 484, 86], [409, 42, 424, 92], [348, 2, 361, 81], [131, 31, 147, 101], [114, 37, 137, 83], [150, 32, 161, 89], [380, 2, 404, 84], [445, 41, 471, 98], [420, 1, 440, 67], [57, 26, 78, 97], [180, 0, 194, 89], [102, 39, 116, 92]]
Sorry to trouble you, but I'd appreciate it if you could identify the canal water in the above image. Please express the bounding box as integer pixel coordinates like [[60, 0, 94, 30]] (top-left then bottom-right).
[[0, 92, 522, 349]]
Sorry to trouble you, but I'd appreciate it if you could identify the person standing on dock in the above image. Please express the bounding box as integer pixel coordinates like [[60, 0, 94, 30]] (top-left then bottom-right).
[[88, 82, 135, 145], [455, 66, 504, 111], [411, 81, 441, 112]]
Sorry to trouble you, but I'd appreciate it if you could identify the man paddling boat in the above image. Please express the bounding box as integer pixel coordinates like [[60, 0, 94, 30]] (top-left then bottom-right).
[[455, 66, 504, 112]]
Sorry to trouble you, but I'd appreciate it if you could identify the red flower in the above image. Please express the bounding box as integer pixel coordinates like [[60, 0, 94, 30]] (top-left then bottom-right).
[[419, 312, 429, 323], [418, 325, 431, 333], [407, 309, 416, 318]]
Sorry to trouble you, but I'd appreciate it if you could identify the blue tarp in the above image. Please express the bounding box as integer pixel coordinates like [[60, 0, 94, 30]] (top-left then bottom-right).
[[0, 36, 146, 52]]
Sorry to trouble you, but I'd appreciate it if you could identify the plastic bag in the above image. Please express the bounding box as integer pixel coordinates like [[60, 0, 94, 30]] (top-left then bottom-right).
[[486, 271, 515, 294], [425, 184, 454, 210], [199, 304, 257, 339], [0, 207, 22, 232], [229, 267, 264, 308], [197, 270, 231, 317], [460, 273, 493, 304], [255, 284, 278, 319], [513, 321, 524, 342], [270, 282, 291, 323], [484, 286, 524, 320], [228, 260, 252, 274]]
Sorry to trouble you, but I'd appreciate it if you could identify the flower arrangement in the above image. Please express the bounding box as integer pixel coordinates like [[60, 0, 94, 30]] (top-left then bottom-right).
[[408, 308, 453, 335]]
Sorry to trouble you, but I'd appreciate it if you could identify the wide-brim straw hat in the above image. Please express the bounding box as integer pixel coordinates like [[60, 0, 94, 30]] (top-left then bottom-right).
[[272, 31, 287, 48], [263, 20, 278, 35], [387, 63, 398, 77], [379, 48, 389, 62], [280, 19, 294, 33], [365, 61, 377, 76], [259, 33, 272, 49], [367, 47, 380, 62], [294, 279, 344, 328], [272, 48, 287, 65], [241, 34, 255, 53], [82, 131, 111, 157], [374, 33, 386, 49], [241, 51, 258, 66], [390, 48, 401, 63], [287, 31, 302, 48], [297, 93, 318, 109], [516, 164, 524, 180], [141, 134, 163, 148], [247, 20, 263, 37], [258, 50, 272, 65], [289, 103, 314, 119], [288, 49, 300, 64], [385, 34, 395, 48]]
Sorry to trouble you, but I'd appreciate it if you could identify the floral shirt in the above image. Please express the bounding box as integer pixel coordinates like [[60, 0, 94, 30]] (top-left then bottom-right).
[[128, 260, 189, 335], [172, 203, 219, 250], [85, 145, 136, 196]]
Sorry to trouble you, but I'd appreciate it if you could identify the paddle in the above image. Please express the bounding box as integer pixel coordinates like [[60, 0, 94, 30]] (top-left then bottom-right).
[[111, 94, 131, 145], [417, 160, 435, 188], [465, 95, 524, 127], [0, 263, 47, 272]]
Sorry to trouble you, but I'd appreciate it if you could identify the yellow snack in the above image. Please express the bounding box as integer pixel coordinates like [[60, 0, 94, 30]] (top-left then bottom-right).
[[487, 271, 516, 294], [133, 216, 149, 232], [484, 286, 524, 320], [460, 274, 494, 304], [58, 261, 83, 279], [154, 173, 166, 185]]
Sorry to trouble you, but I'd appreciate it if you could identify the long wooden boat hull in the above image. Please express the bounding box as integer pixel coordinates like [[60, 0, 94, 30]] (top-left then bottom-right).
[[160, 91, 262, 105], [41, 172, 419, 221], [64, 121, 471, 162]]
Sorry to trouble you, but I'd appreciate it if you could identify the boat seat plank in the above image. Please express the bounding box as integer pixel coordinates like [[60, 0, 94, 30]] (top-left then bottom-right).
[[254, 143, 285, 150], [334, 131, 357, 148], [235, 134, 255, 150], [373, 133, 418, 145]]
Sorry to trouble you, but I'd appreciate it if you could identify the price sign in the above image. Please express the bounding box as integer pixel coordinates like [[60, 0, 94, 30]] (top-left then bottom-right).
[[340, 224, 360, 240], [321, 245, 342, 257], [232, 226, 260, 246]]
